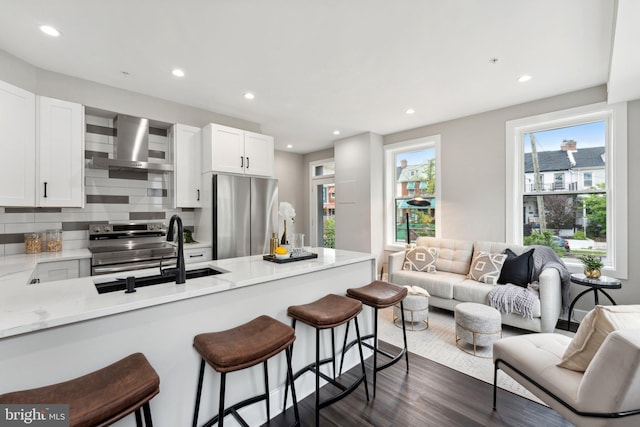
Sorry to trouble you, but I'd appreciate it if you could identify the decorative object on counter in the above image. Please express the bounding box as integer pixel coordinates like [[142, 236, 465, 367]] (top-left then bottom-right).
[[269, 232, 279, 256], [577, 254, 603, 279], [44, 229, 63, 252], [263, 252, 318, 263], [183, 229, 197, 244], [24, 233, 42, 254], [279, 201, 296, 245], [291, 233, 305, 256]]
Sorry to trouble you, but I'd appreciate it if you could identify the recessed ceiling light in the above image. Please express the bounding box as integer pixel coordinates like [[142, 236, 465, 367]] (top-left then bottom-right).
[[517, 74, 532, 83], [244, 92, 255, 100], [172, 69, 185, 77], [40, 25, 61, 37], [286, 144, 293, 149], [405, 108, 415, 115], [333, 130, 341, 135]]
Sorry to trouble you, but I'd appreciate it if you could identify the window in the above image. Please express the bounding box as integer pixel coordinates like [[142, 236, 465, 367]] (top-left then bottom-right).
[[583, 172, 593, 187], [506, 102, 627, 278], [384, 136, 441, 249]]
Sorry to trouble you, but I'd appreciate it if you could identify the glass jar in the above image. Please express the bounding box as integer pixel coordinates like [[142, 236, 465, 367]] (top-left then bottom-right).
[[24, 233, 42, 254], [45, 229, 63, 252]]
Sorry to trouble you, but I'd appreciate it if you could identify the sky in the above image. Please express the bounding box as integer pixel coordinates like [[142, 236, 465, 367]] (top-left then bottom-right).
[[524, 120, 605, 153], [396, 147, 436, 167]]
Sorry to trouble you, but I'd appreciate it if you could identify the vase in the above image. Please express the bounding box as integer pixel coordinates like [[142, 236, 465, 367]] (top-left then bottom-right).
[[584, 268, 601, 279], [281, 220, 287, 245]]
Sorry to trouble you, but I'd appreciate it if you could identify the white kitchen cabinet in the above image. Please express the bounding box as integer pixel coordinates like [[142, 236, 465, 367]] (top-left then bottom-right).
[[0, 80, 36, 206], [184, 247, 212, 264], [172, 124, 202, 208], [37, 96, 85, 207], [202, 123, 274, 177], [30, 259, 81, 283], [0, 80, 84, 208]]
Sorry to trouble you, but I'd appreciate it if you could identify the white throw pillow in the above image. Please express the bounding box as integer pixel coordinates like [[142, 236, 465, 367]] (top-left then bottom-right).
[[403, 246, 438, 273], [467, 251, 507, 284], [558, 305, 640, 372]]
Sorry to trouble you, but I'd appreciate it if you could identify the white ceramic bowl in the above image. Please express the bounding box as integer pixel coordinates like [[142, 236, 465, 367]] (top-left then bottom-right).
[[275, 253, 289, 260]]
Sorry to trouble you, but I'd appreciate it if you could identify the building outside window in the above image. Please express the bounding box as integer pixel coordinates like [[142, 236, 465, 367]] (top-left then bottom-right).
[[507, 102, 627, 278], [384, 136, 441, 248]]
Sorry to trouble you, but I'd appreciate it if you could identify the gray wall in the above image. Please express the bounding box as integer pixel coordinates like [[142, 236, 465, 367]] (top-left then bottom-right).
[[274, 150, 306, 239]]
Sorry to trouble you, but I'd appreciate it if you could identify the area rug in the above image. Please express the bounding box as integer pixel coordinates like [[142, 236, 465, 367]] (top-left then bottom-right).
[[377, 306, 574, 404]]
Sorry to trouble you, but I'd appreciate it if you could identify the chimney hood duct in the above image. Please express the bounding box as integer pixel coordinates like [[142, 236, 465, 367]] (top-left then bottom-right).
[[89, 114, 174, 172]]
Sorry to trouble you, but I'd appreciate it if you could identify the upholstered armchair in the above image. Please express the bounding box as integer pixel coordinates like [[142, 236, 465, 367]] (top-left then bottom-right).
[[493, 327, 640, 427]]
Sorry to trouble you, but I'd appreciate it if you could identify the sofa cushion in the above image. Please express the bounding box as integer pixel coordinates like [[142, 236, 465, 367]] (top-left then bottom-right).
[[415, 237, 473, 274], [389, 269, 466, 299], [558, 305, 640, 372], [498, 248, 534, 287], [452, 279, 494, 304], [403, 246, 438, 273], [467, 251, 507, 285]]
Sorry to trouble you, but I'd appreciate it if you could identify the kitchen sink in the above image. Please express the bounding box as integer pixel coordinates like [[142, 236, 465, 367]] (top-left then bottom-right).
[[94, 267, 223, 294]]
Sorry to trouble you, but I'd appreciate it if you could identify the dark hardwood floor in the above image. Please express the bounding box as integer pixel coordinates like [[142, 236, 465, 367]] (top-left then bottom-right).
[[264, 341, 574, 427]]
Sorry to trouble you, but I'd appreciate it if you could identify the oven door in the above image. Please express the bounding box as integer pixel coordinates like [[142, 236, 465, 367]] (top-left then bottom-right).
[[90, 245, 177, 275]]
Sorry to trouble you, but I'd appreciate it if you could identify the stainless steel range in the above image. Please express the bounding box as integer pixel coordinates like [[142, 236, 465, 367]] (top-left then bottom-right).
[[89, 222, 177, 275]]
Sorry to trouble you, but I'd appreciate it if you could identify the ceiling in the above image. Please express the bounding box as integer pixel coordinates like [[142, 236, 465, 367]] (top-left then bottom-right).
[[0, 0, 636, 154]]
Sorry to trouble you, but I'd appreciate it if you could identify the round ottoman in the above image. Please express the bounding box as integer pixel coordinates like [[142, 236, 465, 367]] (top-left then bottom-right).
[[393, 293, 429, 331], [454, 302, 502, 358]]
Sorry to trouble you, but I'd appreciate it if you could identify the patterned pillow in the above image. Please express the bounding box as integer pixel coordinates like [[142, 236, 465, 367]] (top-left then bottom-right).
[[467, 251, 508, 284], [402, 247, 438, 273]]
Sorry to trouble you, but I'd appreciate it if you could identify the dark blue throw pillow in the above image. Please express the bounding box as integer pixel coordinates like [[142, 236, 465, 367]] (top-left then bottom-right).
[[497, 248, 533, 287]]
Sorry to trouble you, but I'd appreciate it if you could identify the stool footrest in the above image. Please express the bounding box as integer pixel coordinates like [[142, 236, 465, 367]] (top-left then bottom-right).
[[201, 393, 266, 427]]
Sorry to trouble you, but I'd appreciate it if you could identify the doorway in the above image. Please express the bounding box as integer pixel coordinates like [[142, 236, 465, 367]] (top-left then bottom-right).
[[309, 160, 335, 248]]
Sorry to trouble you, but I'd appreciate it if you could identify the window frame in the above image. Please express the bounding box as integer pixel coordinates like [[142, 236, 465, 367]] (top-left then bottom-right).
[[506, 102, 628, 279], [384, 135, 441, 252]]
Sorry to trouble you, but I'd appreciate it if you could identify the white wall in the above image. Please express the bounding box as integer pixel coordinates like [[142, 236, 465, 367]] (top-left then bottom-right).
[[273, 150, 306, 239]]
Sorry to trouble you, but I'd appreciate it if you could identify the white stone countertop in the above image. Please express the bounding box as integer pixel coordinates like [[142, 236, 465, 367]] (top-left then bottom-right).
[[0, 248, 374, 339]]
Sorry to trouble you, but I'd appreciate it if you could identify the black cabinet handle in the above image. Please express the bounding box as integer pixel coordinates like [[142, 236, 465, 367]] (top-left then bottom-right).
[[44, 182, 48, 198], [240, 156, 244, 168], [246, 157, 250, 169], [197, 189, 200, 201], [189, 253, 204, 258]]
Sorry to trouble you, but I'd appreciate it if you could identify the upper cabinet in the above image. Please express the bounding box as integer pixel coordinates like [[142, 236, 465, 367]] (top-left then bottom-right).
[[202, 123, 274, 177], [0, 81, 84, 207], [37, 96, 85, 207], [0, 80, 36, 206], [172, 123, 202, 208]]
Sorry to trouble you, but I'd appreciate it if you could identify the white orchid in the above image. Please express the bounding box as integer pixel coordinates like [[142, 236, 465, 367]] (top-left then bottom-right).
[[279, 202, 296, 223]]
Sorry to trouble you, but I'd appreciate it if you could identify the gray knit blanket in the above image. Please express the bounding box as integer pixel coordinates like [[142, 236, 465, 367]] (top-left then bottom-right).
[[488, 245, 571, 318], [488, 283, 538, 319]]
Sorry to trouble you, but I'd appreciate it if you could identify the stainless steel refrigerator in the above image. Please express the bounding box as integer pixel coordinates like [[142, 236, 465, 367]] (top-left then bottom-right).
[[212, 174, 278, 259]]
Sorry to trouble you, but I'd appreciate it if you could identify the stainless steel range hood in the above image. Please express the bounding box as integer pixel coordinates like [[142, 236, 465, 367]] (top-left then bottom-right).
[[89, 114, 174, 172]]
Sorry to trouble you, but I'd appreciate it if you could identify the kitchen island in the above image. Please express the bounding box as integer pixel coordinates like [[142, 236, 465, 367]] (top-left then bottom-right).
[[0, 248, 376, 426]]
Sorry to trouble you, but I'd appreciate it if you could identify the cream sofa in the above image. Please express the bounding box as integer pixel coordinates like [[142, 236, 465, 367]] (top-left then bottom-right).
[[388, 237, 562, 333]]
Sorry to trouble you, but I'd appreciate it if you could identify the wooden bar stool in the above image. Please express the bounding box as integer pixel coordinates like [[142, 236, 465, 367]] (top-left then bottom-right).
[[0, 352, 159, 427], [285, 293, 369, 427], [192, 315, 299, 427], [340, 280, 409, 397]]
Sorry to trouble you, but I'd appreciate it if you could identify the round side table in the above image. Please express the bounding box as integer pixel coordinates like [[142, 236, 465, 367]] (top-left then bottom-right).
[[567, 273, 621, 327]]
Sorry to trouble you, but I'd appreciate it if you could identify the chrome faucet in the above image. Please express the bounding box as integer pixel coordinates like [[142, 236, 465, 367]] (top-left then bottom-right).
[[161, 214, 186, 284]]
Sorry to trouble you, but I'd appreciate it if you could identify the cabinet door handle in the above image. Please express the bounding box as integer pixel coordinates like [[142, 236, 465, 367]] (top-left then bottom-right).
[[43, 182, 48, 198], [246, 157, 250, 169], [197, 189, 200, 201], [240, 156, 244, 168], [189, 253, 204, 258]]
